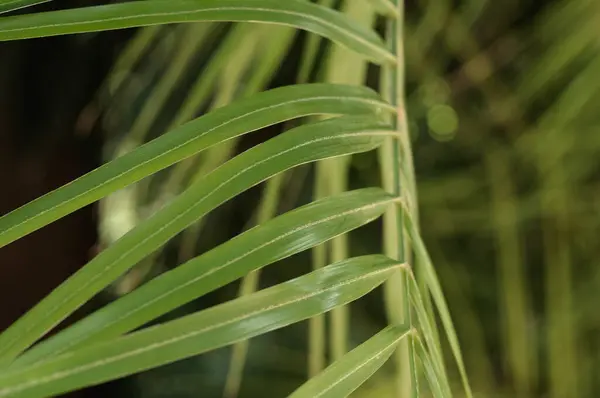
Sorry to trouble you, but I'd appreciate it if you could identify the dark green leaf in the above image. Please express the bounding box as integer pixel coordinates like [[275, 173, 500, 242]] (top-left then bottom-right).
[[16, 188, 397, 364], [0, 115, 396, 365], [0, 256, 401, 398], [0, 0, 394, 63], [289, 324, 411, 398], [0, 83, 393, 248]]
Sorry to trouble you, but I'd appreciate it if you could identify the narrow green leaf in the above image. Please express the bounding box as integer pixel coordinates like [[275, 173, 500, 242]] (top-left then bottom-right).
[[169, 22, 256, 128], [160, 23, 268, 265], [16, 188, 397, 365], [400, 203, 473, 398], [0, 0, 394, 63], [380, 1, 418, 396], [127, 23, 214, 144], [413, 335, 448, 398], [0, 83, 394, 248], [0, 0, 49, 14], [367, 0, 399, 17], [297, 0, 336, 83], [320, 0, 376, 366], [242, 24, 297, 96], [309, 165, 329, 377], [0, 115, 396, 365], [102, 25, 163, 99], [222, 171, 288, 398], [289, 324, 412, 398], [0, 256, 401, 398], [407, 274, 452, 397]]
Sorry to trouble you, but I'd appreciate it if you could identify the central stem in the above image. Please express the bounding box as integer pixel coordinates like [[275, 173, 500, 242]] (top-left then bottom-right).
[[381, 1, 419, 397]]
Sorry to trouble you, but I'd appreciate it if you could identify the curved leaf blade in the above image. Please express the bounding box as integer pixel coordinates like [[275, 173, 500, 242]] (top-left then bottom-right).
[[414, 335, 448, 398], [407, 273, 452, 397], [0, 115, 396, 364], [0, 83, 393, 248], [16, 188, 397, 364], [0, 0, 394, 63], [289, 324, 412, 398], [400, 203, 473, 398], [0, 256, 401, 398]]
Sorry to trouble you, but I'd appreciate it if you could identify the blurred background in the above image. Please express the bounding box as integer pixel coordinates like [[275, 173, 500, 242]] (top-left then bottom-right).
[[1, 0, 599, 397]]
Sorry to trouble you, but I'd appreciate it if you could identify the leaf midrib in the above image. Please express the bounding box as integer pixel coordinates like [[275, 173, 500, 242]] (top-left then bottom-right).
[[46, 197, 399, 357], [0, 95, 389, 241], [0, 130, 397, 357], [0, 265, 399, 396], [0, 4, 392, 62]]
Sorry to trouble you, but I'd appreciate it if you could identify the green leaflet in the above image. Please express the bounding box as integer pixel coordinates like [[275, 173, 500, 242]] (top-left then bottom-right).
[[125, 22, 215, 144], [297, 0, 336, 83], [414, 335, 448, 398], [170, 22, 257, 127], [0, 83, 394, 248], [0, 256, 401, 398], [0, 0, 394, 63], [0, 1, 476, 396], [0, 0, 50, 14], [102, 25, 163, 99], [367, 0, 399, 17], [222, 171, 289, 398], [407, 272, 452, 397], [16, 188, 397, 365], [289, 324, 412, 398], [318, 0, 377, 367], [401, 203, 473, 398], [0, 115, 396, 365]]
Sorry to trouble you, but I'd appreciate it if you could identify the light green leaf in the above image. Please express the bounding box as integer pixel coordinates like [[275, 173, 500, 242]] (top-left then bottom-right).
[[170, 22, 256, 127], [367, 0, 399, 17], [16, 188, 397, 365], [0, 0, 50, 14], [400, 203, 473, 398], [0, 115, 396, 365], [289, 324, 412, 398], [0, 0, 394, 63], [297, 0, 336, 83], [0, 83, 394, 248], [126, 23, 214, 144], [0, 255, 401, 398], [222, 171, 289, 398], [413, 335, 448, 398], [102, 25, 163, 99], [407, 273, 452, 397], [320, 0, 377, 367]]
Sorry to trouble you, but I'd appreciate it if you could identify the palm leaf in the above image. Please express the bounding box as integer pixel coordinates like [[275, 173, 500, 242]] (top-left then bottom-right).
[[401, 203, 472, 397], [0, 0, 393, 64], [0, 0, 473, 396], [0, 84, 393, 248], [0, 115, 396, 364], [15, 188, 397, 365], [0, 256, 402, 398], [289, 324, 412, 398], [413, 335, 447, 398]]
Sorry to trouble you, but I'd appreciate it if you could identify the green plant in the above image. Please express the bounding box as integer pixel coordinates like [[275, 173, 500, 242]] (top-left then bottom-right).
[[0, 1, 470, 397]]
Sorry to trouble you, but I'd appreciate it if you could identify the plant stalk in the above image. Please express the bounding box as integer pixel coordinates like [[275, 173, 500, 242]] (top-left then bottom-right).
[[380, 1, 418, 397]]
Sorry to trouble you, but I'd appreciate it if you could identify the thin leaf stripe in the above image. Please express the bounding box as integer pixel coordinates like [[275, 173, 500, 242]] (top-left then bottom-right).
[[0, 130, 398, 356], [0, 265, 400, 396], [0, 94, 392, 245], [45, 197, 400, 356]]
